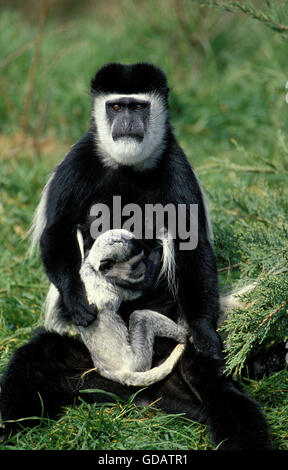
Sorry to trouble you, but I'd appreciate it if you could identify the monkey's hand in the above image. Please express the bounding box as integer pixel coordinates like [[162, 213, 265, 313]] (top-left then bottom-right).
[[62, 282, 98, 327]]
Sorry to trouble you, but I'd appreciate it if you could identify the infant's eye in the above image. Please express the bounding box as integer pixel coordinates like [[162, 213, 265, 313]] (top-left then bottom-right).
[[99, 258, 114, 272], [113, 104, 121, 111], [136, 104, 143, 110]]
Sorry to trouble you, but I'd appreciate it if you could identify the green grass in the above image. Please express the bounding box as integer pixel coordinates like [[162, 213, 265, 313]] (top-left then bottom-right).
[[0, 394, 210, 450], [0, 0, 287, 450]]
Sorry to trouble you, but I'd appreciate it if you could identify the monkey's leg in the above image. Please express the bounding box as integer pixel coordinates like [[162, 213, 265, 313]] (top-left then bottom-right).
[[128, 309, 187, 372], [179, 343, 272, 450], [0, 331, 92, 435], [0, 330, 148, 438]]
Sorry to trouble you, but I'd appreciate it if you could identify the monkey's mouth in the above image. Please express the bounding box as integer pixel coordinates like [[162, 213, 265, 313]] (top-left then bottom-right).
[[113, 133, 144, 143]]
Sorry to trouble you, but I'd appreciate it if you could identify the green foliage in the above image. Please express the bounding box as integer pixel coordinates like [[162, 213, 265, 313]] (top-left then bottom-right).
[[205, 142, 288, 374], [194, 0, 288, 34], [0, 0, 287, 450], [0, 393, 210, 450]]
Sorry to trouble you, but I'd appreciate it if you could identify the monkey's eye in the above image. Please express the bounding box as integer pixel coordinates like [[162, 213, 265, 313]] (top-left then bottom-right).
[[99, 258, 114, 272], [135, 104, 143, 111], [112, 104, 121, 111]]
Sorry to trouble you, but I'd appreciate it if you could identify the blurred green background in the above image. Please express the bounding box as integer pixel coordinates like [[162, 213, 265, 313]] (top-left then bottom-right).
[[0, 0, 287, 450]]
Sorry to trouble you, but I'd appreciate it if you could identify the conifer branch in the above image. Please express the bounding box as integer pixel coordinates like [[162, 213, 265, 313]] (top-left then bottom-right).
[[194, 1, 288, 34]]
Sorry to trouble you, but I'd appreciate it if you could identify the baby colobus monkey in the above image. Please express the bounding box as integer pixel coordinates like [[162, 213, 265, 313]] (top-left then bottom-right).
[[79, 229, 187, 386], [47, 229, 187, 387]]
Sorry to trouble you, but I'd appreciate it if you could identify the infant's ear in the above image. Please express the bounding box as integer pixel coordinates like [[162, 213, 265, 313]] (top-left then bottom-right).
[[76, 229, 85, 262]]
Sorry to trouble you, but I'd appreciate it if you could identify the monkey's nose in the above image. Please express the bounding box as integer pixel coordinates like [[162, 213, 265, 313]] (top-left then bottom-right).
[[112, 118, 144, 142]]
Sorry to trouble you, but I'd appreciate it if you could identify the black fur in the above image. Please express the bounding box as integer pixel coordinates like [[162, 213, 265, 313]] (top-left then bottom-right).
[[40, 100, 219, 345], [0, 63, 274, 448], [0, 330, 273, 450], [90, 62, 169, 97]]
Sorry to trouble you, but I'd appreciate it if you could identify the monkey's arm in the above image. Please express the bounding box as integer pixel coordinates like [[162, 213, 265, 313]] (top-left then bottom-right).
[[40, 222, 97, 326], [39, 135, 98, 326], [168, 147, 223, 358], [175, 239, 222, 358]]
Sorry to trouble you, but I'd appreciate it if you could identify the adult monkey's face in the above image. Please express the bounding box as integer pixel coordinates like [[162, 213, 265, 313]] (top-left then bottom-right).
[[107, 97, 150, 142], [91, 63, 169, 169]]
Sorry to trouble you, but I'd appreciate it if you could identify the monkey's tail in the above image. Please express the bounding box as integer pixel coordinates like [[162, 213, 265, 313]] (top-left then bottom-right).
[[118, 343, 185, 387]]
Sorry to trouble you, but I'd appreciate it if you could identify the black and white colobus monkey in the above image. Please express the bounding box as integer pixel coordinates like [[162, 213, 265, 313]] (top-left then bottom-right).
[[0, 63, 272, 449], [32, 63, 218, 353]]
